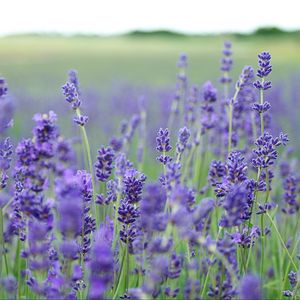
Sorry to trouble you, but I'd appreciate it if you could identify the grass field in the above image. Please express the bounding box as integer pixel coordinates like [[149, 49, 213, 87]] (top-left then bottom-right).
[[0, 34, 300, 148], [1, 35, 300, 93]]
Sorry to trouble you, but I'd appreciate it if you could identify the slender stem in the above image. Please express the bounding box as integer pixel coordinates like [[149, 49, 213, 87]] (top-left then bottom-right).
[[260, 77, 265, 135], [200, 228, 222, 297], [265, 211, 297, 270], [15, 238, 22, 300], [282, 237, 300, 298], [75, 108, 98, 226], [227, 87, 240, 154], [260, 168, 270, 276], [0, 208, 4, 276]]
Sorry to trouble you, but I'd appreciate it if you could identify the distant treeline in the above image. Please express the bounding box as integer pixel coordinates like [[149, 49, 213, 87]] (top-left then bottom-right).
[[2, 27, 300, 39]]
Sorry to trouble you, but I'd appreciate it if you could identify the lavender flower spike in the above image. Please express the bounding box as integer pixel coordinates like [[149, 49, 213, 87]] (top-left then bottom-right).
[[156, 128, 172, 165], [238, 274, 262, 300], [95, 146, 115, 182]]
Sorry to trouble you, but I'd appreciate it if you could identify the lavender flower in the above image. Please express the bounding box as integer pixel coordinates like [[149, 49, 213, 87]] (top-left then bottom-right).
[[176, 127, 190, 158], [254, 52, 272, 90], [0, 77, 8, 97], [62, 82, 81, 109], [73, 115, 88, 126], [219, 184, 249, 227], [89, 223, 114, 300], [0, 77, 14, 133], [68, 69, 80, 94], [95, 146, 115, 182], [282, 175, 299, 214], [252, 132, 288, 169], [220, 41, 233, 84], [238, 274, 262, 300], [123, 168, 146, 204], [201, 81, 217, 134], [236, 66, 255, 89], [156, 128, 172, 165]]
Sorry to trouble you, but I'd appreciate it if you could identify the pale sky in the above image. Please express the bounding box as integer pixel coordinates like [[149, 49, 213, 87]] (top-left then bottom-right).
[[0, 0, 299, 36]]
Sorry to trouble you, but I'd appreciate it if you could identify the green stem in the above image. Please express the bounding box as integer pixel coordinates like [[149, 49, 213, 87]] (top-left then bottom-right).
[[227, 86, 240, 154], [282, 237, 300, 299], [265, 211, 297, 270], [75, 108, 98, 226], [260, 168, 270, 276], [260, 77, 265, 135], [200, 228, 222, 297], [0, 208, 4, 276], [15, 238, 22, 300]]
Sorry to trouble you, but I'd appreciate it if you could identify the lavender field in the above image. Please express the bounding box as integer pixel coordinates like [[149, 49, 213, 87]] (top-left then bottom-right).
[[0, 35, 300, 299]]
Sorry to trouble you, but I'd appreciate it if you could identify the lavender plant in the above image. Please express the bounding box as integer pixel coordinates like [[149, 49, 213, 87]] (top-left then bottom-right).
[[0, 43, 299, 300]]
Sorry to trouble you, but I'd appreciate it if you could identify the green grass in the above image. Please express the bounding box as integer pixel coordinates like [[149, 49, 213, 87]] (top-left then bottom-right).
[[1, 34, 300, 152], [0, 35, 299, 97]]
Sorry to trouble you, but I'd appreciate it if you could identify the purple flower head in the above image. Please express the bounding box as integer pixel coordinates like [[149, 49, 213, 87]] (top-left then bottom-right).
[[257, 52, 272, 78], [56, 171, 84, 238], [238, 274, 262, 300], [62, 82, 81, 109], [203, 81, 217, 103], [0, 77, 8, 97], [282, 175, 299, 214], [95, 146, 115, 182], [115, 152, 133, 178], [252, 102, 271, 114], [88, 225, 114, 300], [140, 183, 167, 231], [252, 132, 287, 169], [56, 137, 76, 164], [185, 85, 199, 126], [123, 168, 146, 204], [32, 111, 58, 140], [32, 111, 59, 157], [109, 136, 123, 152], [156, 128, 172, 165], [0, 275, 17, 297], [227, 151, 248, 183], [220, 41, 233, 84], [118, 200, 139, 225], [161, 162, 181, 191], [237, 66, 255, 89], [231, 226, 261, 248], [68, 69, 80, 94], [176, 127, 190, 155], [73, 115, 88, 126], [97, 179, 118, 205], [156, 128, 172, 152], [0, 77, 14, 133], [177, 53, 188, 69], [124, 114, 140, 143], [27, 219, 51, 271], [193, 198, 215, 232], [201, 81, 218, 133], [288, 271, 298, 288], [167, 252, 183, 279], [219, 184, 249, 228], [15, 138, 38, 167], [209, 160, 226, 183], [164, 287, 180, 298], [0, 137, 13, 171], [253, 51, 272, 90], [184, 278, 201, 300]]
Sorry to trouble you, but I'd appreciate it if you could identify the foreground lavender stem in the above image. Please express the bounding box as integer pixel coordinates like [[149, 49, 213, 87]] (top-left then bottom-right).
[[62, 76, 98, 226], [228, 66, 254, 153]]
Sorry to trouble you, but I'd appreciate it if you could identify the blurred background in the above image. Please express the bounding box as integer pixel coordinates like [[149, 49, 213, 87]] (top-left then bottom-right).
[[0, 0, 300, 154]]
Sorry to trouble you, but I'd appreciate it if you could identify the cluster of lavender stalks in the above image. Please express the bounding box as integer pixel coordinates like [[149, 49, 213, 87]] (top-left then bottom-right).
[[0, 42, 299, 300]]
